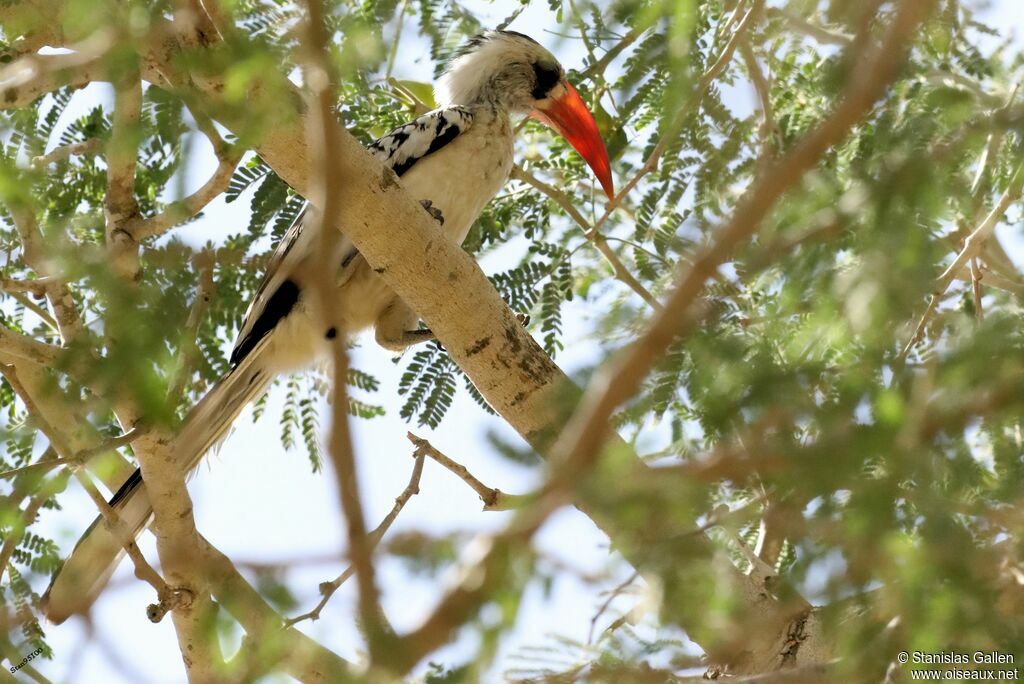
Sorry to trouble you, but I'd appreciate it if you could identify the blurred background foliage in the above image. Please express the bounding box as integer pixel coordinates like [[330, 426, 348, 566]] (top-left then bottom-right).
[[1, 0, 1023, 680]]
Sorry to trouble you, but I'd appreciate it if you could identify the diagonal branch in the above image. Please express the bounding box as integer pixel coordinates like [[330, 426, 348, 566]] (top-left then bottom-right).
[[901, 160, 1024, 357], [554, 0, 935, 482]]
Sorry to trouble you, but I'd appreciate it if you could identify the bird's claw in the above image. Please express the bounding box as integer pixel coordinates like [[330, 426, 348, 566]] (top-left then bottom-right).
[[419, 199, 445, 226], [516, 312, 531, 327]]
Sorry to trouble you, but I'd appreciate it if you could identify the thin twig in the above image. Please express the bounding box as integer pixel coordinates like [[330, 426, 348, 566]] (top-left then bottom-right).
[[283, 452, 426, 627], [580, 26, 644, 80], [902, 160, 1024, 357], [29, 138, 101, 168], [739, 33, 778, 166], [0, 456, 78, 480], [511, 165, 662, 310], [592, 1, 762, 235], [407, 432, 526, 511], [971, 256, 984, 322], [0, 449, 68, 582], [5, 204, 83, 342], [168, 257, 215, 399], [587, 570, 640, 645]]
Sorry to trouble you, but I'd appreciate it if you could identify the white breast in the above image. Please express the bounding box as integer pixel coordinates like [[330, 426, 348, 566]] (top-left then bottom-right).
[[398, 109, 514, 245], [262, 108, 514, 372]]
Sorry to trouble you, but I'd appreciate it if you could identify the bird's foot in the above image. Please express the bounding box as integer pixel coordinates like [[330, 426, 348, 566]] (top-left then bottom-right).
[[516, 312, 531, 327], [419, 199, 445, 226]]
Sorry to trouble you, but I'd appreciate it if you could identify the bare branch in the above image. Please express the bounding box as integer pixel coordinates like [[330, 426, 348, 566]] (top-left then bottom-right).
[[0, 52, 101, 110], [903, 160, 1024, 357], [511, 165, 662, 310], [739, 34, 778, 166], [0, 325, 63, 366], [105, 68, 143, 280], [285, 452, 425, 627], [580, 26, 644, 80], [4, 204, 84, 342], [30, 138, 102, 168], [407, 432, 526, 511], [0, 449, 68, 582], [168, 258, 216, 399], [197, 535, 358, 682], [131, 134, 241, 240], [766, 7, 852, 46], [0, 275, 59, 295]]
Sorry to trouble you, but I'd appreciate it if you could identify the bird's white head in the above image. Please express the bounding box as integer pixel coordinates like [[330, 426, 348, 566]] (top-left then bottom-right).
[[436, 30, 615, 198]]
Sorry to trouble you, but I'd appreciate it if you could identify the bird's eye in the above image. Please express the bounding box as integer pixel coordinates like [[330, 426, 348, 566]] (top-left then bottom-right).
[[531, 62, 560, 100]]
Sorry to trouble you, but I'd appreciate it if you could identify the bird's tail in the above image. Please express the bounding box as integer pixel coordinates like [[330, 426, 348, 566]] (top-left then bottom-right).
[[41, 350, 273, 624]]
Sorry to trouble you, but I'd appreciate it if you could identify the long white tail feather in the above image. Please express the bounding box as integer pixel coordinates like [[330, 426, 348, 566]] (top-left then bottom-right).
[[42, 341, 274, 624]]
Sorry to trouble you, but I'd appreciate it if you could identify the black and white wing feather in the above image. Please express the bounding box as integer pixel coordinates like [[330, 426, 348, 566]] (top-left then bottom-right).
[[367, 106, 473, 177], [229, 106, 475, 368]]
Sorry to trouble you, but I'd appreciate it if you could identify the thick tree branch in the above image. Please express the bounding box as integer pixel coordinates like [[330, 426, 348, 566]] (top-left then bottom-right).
[[104, 70, 143, 280], [133, 4, 938, 671], [197, 536, 358, 683]]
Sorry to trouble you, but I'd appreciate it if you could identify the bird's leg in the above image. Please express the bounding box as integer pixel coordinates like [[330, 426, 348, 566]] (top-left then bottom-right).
[[375, 298, 435, 352]]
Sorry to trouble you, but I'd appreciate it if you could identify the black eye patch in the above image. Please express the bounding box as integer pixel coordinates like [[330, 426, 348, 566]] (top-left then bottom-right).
[[531, 62, 561, 100]]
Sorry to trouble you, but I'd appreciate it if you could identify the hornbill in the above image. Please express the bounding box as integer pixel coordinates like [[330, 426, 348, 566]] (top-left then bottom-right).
[[42, 30, 614, 623]]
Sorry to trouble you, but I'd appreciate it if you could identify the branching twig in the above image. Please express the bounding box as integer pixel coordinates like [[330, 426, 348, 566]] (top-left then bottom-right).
[[406, 432, 525, 511], [5, 204, 84, 342], [132, 155, 240, 240], [902, 160, 1024, 357], [511, 165, 661, 310], [739, 34, 778, 166], [284, 452, 426, 627], [587, 570, 640, 645], [580, 26, 644, 80]]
